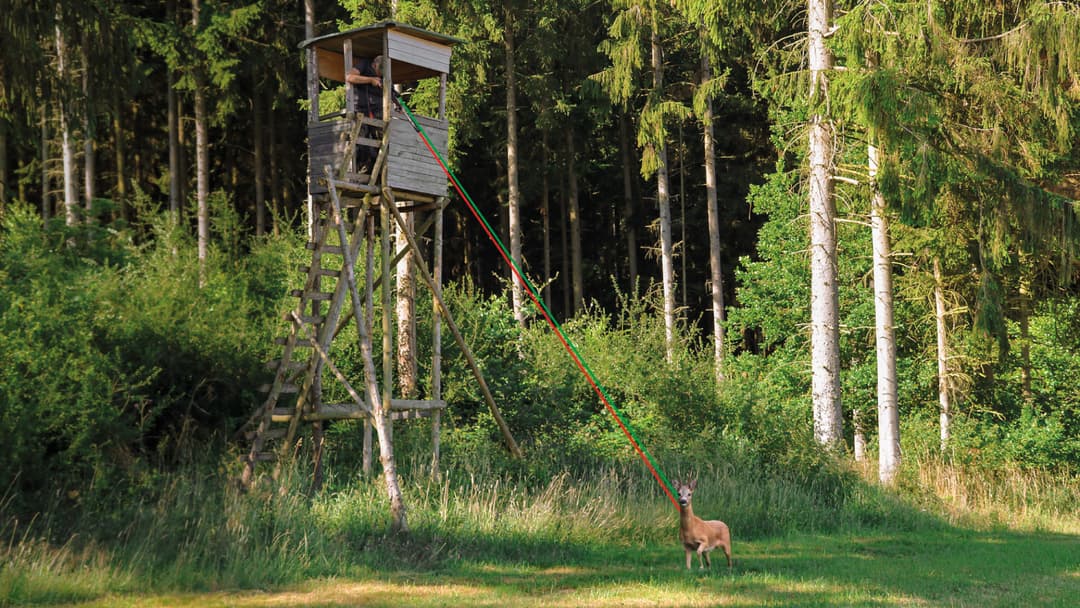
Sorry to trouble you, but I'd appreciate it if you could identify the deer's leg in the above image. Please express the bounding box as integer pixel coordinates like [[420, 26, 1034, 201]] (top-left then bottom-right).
[[685, 548, 693, 570], [723, 543, 732, 569], [702, 547, 712, 568]]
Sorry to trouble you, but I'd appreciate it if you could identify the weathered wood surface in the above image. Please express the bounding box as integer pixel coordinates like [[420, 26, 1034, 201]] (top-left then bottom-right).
[[387, 29, 451, 74]]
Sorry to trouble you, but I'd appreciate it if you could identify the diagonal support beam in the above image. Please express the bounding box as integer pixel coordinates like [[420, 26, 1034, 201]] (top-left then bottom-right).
[[385, 189, 522, 458]]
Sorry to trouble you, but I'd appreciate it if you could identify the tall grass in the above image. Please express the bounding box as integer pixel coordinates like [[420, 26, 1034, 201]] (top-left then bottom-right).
[[5, 447, 1075, 606]]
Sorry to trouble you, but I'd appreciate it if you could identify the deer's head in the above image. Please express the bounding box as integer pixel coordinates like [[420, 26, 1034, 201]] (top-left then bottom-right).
[[673, 479, 697, 508]]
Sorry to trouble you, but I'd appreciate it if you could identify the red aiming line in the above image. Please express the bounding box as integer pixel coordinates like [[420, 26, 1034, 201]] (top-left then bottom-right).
[[400, 108, 679, 510]]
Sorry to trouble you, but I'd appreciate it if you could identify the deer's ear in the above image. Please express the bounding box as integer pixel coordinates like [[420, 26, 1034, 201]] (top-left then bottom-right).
[[672, 479, 680, 489], [689, 479, 697, 491]]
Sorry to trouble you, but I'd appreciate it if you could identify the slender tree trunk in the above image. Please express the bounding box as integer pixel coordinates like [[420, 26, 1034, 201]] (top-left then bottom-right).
[[254, 90, 266, 236], [702, 55, 725, 382], [304, 0, 317, 240], [41, 106, 50, 220], [566, 129, 583, 312], [81, 47, 94, 215], [193, 0, 209, 282], [167, 0, 180, 220], [542, 132, 552, 307], [853, 408, 867, 462], [113, 88, 128, 220], [559, 156, 570, 317], [678, 124, 687, 310], [55, 13, 78, 227], [652, 17, 675, 361], [869, 137, 900, 484], [619, 113, 639, 289], [1019, 256, 1033, 410], [808, 0, 843, 447], [269, 97, 280, 236], [0, 118, 8, 207], [505, 1, 526, 326], [933, 257, 951, 453]]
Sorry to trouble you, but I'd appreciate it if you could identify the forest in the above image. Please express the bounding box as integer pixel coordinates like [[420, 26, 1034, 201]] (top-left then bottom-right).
[[1, 0, 1079, 606]]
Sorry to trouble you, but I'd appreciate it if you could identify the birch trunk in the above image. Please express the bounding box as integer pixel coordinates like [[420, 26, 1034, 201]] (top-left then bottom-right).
[[304, 0, 316, 240], [193, 0, 209, 282], [933, 257, 951, 452], [505, 1, 526, 326], [396, 211, 418, 398], [869, 139, 900, 484], [652, 17, 675, 362], [808, 0, 843, 447], [55, 13, 78, 226], [702, 55, 725, 381]]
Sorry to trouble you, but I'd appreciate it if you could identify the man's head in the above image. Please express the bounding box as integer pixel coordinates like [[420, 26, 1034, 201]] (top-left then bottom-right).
[[373, 55, 384, 75]]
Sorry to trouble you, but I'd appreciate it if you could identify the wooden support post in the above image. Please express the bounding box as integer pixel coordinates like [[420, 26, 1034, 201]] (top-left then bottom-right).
[[431, 196, 445, 477], [386, 192, 523, 458], [329, 170, 407, 532]]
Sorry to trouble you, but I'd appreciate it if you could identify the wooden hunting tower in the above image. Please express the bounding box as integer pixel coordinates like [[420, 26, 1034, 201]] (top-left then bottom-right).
[[239, 22, 519, 490]]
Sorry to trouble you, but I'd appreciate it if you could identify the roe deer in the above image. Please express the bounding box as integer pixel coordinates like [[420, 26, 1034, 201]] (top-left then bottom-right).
[[673, 479, 731, 570]]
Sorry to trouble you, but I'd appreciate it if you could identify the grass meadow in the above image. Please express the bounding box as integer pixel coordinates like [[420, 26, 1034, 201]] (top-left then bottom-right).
[[2, 456, 1078, 607]]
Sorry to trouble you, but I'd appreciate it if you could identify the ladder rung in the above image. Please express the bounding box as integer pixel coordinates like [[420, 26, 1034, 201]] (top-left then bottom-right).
[[274, 336, 312, 347], [265, 359, 307, 372], [284, 312, 326, 325], [245, 428, 286, 441], [304, 243, 345, 255], [298, 265, 341, 278], [290, 289, 333, 301], [272, 408, 298, 422], [258, 383, 299, 394]]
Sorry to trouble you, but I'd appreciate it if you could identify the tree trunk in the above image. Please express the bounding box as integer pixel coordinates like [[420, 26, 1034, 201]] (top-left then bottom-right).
[[167, 0, 179, 220], [113, 88, 128, 220], [380, 202, 407, 532], [253, 89, 266, 236], [853, 407, 867, 462], [869, 138, 900, 484], [619, 113, 639, 290], [702, 55, 724, 381], [41, 106, 50, 220], [651, 17, 675, 361], [566, 129, 583, 313], [505, 1, 526, 327], [396, 211, 418, 398], [559, 158, 570, 317], [304, 0, 317, 240], [81, 47, 94, 215], [933, 257, 951, 453], [0, 118, 8, 208], [808, 0, 843, 447], [193, 0, 209, 282], [1019, 256, 1033, 410], [269, 96, 281, 237], [542, 132, 552, 307], [55, 13, 78, 227]]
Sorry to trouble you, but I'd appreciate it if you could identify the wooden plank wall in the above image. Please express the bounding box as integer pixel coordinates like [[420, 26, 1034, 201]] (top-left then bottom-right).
[[308, 121, 351, 194], [387, 30, 451, 75], [388, 112, 449, 197]]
